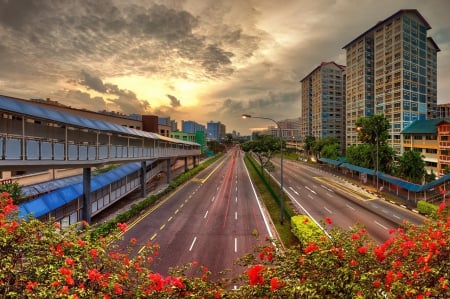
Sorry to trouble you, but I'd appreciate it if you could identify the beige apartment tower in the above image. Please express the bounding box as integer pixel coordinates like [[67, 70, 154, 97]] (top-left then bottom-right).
[[343, 9, 439, 153], [300, 62, 346, 148]]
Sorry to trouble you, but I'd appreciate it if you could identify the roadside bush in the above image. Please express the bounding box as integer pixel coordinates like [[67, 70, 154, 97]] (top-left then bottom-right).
[[417, 200, 438, 217], [291, 215, 324, 245]]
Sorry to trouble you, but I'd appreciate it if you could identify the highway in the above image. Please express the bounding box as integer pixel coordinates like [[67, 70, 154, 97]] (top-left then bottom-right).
[[271, 158, 426, 244], [116, 147, 274, 280]]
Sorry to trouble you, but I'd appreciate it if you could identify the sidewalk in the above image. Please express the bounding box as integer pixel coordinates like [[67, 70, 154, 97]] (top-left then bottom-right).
[[321, 165, 421, 211]]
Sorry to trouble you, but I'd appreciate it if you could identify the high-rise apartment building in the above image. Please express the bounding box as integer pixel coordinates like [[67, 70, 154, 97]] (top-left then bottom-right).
[[181, 120, 206, 134], [343, 9, 439, 152], [206, 121, 226, 142], [300, 62, 346, 146]]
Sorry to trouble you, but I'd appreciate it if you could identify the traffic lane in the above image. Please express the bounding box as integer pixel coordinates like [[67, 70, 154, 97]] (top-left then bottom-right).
[[179, 151, 272, 280], [144, 151, 238, 276], [277, 159, 425, 224], [113, 179, 202, 250], [114, 151, 234, 251], [286, 179, 392, 244], [280, 160, 400, 243], [366, 200, 425, 226], [145, 149, 271, 280]]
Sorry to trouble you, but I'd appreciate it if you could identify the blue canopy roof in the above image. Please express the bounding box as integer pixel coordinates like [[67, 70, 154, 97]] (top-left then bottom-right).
[[340, 163, 375, 175], [0, 95, 199, 146], [318, 158, 450, 193], [319, 157, 343, 166], [18, 162, 148, 219]]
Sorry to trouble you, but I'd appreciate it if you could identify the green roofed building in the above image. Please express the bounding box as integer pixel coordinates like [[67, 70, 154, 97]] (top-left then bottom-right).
[[401, 118, 450, 177]]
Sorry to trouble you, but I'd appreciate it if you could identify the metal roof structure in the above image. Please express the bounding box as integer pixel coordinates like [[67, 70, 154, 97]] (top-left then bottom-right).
[[18, 162, 145, 219], [0, 95, 197, 146], [21, 175, 83, 198], [401, 118, 450, 135], [340, 163, 376, 176], [319, 158, 450, 193]]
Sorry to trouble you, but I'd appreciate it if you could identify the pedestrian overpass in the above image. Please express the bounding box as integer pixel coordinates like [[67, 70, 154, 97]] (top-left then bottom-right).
[[0, 95, 201, 224]]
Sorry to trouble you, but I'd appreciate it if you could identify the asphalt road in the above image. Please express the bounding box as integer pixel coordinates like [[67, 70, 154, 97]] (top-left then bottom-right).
[[115, 147, 274, 281], [271, 158, 426, 244]]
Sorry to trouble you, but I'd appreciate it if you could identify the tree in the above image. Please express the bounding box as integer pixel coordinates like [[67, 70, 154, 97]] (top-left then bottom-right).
[[313, 137, 340, 160], [303, 136, 316, 159], [395, 150, 427, 184], [355, 114, 390, 146], [354, 115, 394, 173], [0, 182, 23, 204], [241, 134, 282, 176], [345, 144, 374, 169]]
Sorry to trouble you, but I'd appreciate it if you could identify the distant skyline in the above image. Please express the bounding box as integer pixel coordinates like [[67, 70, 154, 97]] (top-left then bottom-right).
[[1, 0, 449, 134]]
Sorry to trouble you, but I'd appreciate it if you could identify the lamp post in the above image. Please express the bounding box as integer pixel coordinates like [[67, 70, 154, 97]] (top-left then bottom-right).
[[242, 114, 284, 224]]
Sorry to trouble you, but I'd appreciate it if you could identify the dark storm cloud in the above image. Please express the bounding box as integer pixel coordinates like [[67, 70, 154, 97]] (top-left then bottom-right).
[[166, 94, 181, 108], [77, 70, 150, 114], [201, 44, 234, 74], [212, 91, 300, 122], [0, 0, 248, 98], [0, 0, 49, 30], [127, 4, 198, 40], [80, 71, 108, 93]]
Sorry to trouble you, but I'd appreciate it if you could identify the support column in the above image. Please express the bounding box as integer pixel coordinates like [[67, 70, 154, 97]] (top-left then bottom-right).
[[184, 157, 188, 172], [140, 161, 146, 198], [82, 167, 92, 224], [193, 156, 197, 167], [166, 159, 171, 184]]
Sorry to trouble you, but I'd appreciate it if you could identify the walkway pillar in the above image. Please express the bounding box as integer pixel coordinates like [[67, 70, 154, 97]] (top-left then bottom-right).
[[166, 159, 171, 184], [140, 161, 146, 198], [82, 167, 92, 224], [184, 157, 188, 172]]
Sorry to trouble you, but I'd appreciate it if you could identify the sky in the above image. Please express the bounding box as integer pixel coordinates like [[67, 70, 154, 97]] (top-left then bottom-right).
[[1, 0, 449, 135]]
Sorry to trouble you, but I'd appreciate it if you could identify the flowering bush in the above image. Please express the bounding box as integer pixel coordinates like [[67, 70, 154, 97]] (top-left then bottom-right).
[[1, 192, 449, 298]]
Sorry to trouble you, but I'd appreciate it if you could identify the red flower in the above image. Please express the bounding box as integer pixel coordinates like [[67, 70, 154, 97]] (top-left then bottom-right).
[[117, 222, 127, 233], [26, 281, 38, 292], [304, 242, 320, 254], [65, 257, 76, 267], [148, 273, 165, 291], [324, 217, 332, 224], [59, 267, 72, 276], [357, 246, 367, 254], [270, 277, 283, 291], [87, 268, 102, 281], [89, 248, 98, 258], [247, 264, 264, 285], [114, 283, 123, 295], [373, 279, 381, 288], [350, 259, 358, 266]]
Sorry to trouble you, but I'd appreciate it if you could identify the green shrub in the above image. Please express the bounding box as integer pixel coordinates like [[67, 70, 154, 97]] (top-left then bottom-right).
[[417, 200, 438, 217], [291, 215, 324, 245]]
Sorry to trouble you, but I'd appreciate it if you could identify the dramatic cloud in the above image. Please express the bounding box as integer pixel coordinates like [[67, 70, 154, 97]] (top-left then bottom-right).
[[0, 0, 448, 134], [167, 94, 181, 108]]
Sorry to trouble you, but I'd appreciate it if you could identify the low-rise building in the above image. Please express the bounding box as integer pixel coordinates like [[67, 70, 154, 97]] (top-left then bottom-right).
[[401, 118, 450, 177]]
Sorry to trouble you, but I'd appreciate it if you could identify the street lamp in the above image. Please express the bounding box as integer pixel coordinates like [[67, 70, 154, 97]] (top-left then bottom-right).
[[242, 114, 284, 224]]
